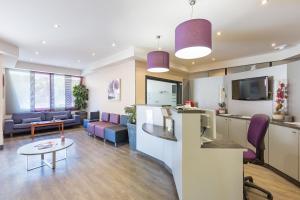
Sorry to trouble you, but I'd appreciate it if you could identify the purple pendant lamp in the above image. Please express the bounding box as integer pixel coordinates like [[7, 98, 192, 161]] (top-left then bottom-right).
[[175, 0, 212, 59], [147, 36, 170, 73]]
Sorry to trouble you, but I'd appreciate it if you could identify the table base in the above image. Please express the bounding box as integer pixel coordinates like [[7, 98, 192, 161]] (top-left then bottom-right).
[[26, 149, 67, 171]]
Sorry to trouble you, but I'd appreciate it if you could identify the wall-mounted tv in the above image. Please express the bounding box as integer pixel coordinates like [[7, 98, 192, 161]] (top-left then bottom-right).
[[232, 76, 273, 101]]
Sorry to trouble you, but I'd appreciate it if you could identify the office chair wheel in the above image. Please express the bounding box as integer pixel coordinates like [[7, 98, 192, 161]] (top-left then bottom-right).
[[244, 176, 253, 183], [267, 193, 273, 200]]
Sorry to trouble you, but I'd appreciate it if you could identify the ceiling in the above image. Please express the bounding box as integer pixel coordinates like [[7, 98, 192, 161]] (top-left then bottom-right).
[[0, 0, 300, 71]]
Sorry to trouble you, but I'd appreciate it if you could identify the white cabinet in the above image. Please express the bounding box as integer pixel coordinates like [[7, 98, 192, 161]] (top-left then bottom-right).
[[269, 125, 299, 180], [216, 116, 229, 139], [228, 118, 248, 147]]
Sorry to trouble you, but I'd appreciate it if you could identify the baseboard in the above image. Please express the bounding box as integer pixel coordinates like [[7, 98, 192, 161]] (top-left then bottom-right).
[[0, 145, 3, 150], [136, 150, 179, 198], [265, 164, 300, 187]]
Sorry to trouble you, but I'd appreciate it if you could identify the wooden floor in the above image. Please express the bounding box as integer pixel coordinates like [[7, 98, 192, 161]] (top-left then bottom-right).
[[0, 128, 299, 200]]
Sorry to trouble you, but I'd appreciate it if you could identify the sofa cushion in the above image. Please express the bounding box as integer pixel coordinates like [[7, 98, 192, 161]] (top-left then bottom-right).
[[45, 111, 71, 121], [63, 118, 76, 124], [120, 115, 129, 126], [12, 112, 45, 124], [53, 114, 68, 120], [101, 112, 110, 122], [14, 123, 31, 129], [109, 113, 120, 124], [22, 117, 41, 124]]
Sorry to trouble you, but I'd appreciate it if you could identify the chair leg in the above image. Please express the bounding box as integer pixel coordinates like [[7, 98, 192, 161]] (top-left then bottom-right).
[[243, 186, 248, 200], [244, 181, 273, 200]]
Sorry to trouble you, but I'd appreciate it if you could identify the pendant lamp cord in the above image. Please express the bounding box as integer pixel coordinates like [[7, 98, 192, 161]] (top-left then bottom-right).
[[156, 35, 161, 50], [190, 0, 196, 19]]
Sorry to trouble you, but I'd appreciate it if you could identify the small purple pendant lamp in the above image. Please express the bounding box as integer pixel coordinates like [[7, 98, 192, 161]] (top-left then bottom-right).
[[175, 0, 212, 59], [147, 36, 170, 73]]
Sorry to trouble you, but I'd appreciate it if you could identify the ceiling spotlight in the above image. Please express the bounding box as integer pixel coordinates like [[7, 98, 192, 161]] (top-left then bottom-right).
[[112, 42, 116, 47], [271, 43, 276, 47], [77, 59, 81, 63], [35, 51, 39, 55], [192, 61, 195, 65], [261, 0, 269, 5], [92, 52, 96, 57], [217, 31, 222, 36], [41, 40, 47, 44], [212, 57, 216, 61], [53, 24, 61, 29]]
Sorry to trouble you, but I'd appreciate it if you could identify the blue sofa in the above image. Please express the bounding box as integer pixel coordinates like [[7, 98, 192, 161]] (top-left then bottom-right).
[[4, 111, 81, 136]]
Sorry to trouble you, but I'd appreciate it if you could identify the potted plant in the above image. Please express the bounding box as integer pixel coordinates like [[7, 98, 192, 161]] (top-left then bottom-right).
[[73, 84, 89, 123], [125, 105, 136, 150]]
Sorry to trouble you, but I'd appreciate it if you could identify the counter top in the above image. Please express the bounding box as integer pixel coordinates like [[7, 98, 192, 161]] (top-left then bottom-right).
[[202, 139, 245, 149], [217, 114, 300, 130], [142, 123, 177, 141], [171, 108, 205, 114]]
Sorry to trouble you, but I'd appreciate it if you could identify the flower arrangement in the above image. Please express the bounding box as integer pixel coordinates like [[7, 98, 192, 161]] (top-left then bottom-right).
[[274, 81, 288, 114], [273, 81, 288, 121]]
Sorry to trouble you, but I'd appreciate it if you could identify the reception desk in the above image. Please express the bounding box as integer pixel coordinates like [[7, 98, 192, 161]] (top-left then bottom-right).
[[136, 105, 244, 200]]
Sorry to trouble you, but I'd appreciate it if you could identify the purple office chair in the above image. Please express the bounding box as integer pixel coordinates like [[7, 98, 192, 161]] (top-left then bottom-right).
[[243, 114, 273, 200]]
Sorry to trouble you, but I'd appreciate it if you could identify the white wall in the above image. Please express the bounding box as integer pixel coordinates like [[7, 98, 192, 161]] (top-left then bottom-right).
[[190, 64, 288, 117], [84, 59, 135, 114], [190, 76, 224, 109], [225, 65, 287, 116], [287, 60, 300, 121]]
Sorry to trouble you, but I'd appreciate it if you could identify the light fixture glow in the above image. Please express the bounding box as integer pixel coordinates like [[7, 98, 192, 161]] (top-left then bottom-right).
[[274, 44, 287, 50], [212, 57, 216, 61], [41, 40, 47, 44], [271, 43, 276, 47], [92, 52, 96, 56], [192, 61, 195, 65], [261, 0, 269, 5], [35, 51, 39, 55], [112, 42, 116, 47], [53, 24, 61, 29], [77, 59, 81, 63], [217, 31, 222, 36], [147, 67, 170, 73]]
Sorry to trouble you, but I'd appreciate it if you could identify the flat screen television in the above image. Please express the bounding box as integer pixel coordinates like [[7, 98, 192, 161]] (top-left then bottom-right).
[[232, 76, 271, 101]]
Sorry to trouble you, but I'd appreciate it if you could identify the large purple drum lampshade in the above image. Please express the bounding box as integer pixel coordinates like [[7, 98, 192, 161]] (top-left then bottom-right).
[[147, 51, 170, 73], [175, 19, 212, 59]]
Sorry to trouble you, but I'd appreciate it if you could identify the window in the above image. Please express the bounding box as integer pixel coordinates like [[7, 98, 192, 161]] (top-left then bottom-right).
[[5, 68, 82, 113], [54, 74, 66, 109], [34, 73, 50, 110]]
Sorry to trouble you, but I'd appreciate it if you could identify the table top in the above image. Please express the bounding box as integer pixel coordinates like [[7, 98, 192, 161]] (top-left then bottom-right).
[[17, 138, 73, 155], [31, 120, 64, 126]]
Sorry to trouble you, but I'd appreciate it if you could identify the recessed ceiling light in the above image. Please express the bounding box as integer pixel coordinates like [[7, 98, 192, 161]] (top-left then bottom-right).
[[212, 58, 216, 61], [77, 59, 81, 63], [30, 58, 33, 62], [35, 51, 39, 55], [53, 24, 61, 29], [192, 61, 195, 65], [271, 43, 276, 47], [261, 0, 269, 5], [112, 42, 116, 47], [92, 52, 96, 57], [217, 31, 222, 36], [41, 40, 47, 44]]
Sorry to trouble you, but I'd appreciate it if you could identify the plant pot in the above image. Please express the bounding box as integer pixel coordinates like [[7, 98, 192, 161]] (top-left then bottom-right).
[[75, 111, 88, 124], [272, 113, 284, 121], [127, 123, 136, 151]]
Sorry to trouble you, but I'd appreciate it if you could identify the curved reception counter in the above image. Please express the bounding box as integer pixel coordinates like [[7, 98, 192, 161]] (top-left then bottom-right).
[[136, 105, 244, 200]]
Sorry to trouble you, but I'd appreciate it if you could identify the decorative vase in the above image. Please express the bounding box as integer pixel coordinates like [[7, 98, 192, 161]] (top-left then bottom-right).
[[127, 123, 136, 151]]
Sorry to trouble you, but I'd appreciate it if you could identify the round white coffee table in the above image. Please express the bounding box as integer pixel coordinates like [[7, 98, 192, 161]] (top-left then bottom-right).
[[17, 138, 74, 171]]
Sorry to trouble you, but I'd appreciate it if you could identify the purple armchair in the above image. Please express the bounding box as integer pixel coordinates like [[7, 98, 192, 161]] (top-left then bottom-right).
[[243, 114, 273, 200]]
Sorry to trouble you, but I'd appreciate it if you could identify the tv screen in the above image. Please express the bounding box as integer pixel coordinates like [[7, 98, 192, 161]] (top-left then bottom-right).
[[232, 77, 269, 100]]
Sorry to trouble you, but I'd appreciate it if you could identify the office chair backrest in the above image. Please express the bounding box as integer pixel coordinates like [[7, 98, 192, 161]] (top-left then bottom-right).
[[247, 114, 270, 160]]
